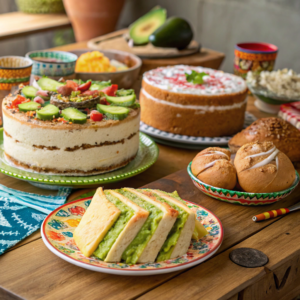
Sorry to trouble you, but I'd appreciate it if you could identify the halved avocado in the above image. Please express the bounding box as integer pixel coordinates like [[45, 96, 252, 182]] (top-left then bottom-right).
[[129, 7, 166, 45], [149, 17, 193, 49]]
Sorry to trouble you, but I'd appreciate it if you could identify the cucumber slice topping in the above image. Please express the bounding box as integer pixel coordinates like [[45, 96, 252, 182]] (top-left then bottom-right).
[[90, 81, 111, 91], [21, 86, 38, 98], [97, 104, 129, 120], [105, 94, 136, 107], [61, 107, 87, 124], [18, 101, 41, 112], [36, 104, 60, 120], [116, 89, 134, 97], [37, 78, 64, 92]]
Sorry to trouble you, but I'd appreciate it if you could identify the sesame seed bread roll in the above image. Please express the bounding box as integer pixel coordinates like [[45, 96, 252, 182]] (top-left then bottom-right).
[[228, 117, 300, 166]]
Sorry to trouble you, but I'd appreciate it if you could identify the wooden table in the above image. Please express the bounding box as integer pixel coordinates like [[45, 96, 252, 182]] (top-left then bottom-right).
[[1, 45, 299, 299], [0, 12, 70, 41]]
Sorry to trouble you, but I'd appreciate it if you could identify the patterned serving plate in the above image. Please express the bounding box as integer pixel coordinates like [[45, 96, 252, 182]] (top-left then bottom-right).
[[41, 196, 223, 276], [140, 112, 256, 147], [0, 131, 158, 188], [188, 162, 300, 206]]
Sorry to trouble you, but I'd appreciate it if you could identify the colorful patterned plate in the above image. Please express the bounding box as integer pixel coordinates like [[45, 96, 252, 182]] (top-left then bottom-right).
[[41, 196, 223, 276], [0, 131, 158, 188], [188, 162, 300, 206], [140, 112, 256, 147]]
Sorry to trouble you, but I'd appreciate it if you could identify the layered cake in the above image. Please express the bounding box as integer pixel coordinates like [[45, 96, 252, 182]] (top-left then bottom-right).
[[2, 78, 140, 175], [140, 65, 248, 137]]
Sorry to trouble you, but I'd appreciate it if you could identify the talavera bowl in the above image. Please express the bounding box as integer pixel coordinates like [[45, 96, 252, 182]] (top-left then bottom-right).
[[26, 50, 77, 79], [187, 162, 299, 206]]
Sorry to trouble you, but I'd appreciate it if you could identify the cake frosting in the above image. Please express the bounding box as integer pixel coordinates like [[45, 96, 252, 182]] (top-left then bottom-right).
[[140, 65, 248, 137], [143, 65, 247, 96]]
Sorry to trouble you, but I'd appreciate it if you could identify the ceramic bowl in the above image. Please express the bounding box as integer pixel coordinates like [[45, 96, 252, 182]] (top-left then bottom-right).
[[26, 50, 77, 79], [234, 42, 278, 79], [187, 162, 299, 206], [248, 84, 300, 114], [69, 49, 142, 89], [0, 56, 32, 90]]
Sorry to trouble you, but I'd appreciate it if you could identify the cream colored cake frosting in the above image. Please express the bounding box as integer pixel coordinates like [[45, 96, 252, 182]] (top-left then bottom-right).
[[2, 98, 140, 176], [143, 65, 247, 95]]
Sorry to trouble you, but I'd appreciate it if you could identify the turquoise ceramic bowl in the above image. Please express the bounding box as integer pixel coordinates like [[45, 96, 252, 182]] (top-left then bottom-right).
[[187, 162, 299, 206], [26, 51, 77, 78]]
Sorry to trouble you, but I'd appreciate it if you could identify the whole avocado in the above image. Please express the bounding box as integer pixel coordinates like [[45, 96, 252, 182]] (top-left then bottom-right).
[[149, 17, 193, 49]]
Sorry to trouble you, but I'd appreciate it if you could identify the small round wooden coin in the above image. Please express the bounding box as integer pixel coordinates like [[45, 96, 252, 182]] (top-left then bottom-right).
[[229, 248, 268, 268]]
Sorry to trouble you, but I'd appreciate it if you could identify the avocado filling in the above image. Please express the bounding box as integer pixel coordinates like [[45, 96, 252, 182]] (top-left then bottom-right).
[[118, 189, 163, 264], [140, 189, 189, 262], [93, 191, 134, 260]]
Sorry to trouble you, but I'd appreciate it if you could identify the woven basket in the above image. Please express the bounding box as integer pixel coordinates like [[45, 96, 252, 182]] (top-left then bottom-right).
[[15, 0, 65, 14]]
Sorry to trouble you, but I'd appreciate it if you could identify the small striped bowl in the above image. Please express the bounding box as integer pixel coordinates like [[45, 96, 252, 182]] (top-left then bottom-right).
[[26, 51, 77, 78], [0, 56, 32, 90], [187, 162, 299, 206]]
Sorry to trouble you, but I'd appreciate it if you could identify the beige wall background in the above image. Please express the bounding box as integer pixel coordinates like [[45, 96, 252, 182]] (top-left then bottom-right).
[[1, 0, 299, 73]]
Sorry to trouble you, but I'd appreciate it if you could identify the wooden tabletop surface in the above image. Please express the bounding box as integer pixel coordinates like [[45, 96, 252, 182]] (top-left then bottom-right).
[[1, 41, 300, 300], [0, 12, 71, 41]]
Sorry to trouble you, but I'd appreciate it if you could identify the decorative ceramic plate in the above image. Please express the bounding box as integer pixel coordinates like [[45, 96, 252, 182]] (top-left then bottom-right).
[[140, 112, 256, 147], [41, 196, 223, 276], [0, 131, 158, 188], [188, 162, 300, 206]]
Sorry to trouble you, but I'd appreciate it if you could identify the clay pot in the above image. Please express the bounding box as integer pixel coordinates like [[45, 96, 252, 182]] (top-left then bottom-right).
[[63, 0, 125, 42]]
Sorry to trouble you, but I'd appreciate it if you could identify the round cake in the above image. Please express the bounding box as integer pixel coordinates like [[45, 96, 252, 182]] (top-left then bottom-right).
[[140, 65, 248, 137], [2, 80, 140, 176]]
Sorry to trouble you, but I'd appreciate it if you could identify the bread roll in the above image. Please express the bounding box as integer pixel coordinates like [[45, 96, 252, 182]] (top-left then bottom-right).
[[191, 147, 237, 189], [228, 117, 300, 165], [234, 141, 296, 193]]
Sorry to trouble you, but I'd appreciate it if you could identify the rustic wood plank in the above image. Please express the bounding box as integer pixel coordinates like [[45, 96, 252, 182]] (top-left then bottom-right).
[[137, 209, 300, 300], [0, 12, 71, 40]]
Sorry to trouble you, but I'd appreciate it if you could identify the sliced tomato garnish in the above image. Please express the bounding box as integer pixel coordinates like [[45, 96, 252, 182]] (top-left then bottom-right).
[[90, 110, 103, 122], [77, 81, 91, 92], [9, 95, 30, 108], [101, 84, 118, 96], [66, 80, 79, 90]]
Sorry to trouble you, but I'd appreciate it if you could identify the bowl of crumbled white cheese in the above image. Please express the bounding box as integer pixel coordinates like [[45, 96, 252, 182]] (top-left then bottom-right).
[[247, 69, 300, 113]]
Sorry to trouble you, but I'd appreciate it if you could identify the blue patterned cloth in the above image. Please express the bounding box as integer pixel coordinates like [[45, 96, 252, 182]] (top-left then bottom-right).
[[0, 187, 72, 255]]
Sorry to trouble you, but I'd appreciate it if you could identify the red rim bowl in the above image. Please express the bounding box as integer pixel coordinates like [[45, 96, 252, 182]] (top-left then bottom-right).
[[235, 42, 278, 54]]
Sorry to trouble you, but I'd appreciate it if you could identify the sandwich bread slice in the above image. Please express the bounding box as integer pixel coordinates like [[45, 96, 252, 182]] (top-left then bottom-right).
[[118, 188, 178, 264], [138, 189, 195, 261], [73, 187, 121, 257], [101, 190, 149, 262]]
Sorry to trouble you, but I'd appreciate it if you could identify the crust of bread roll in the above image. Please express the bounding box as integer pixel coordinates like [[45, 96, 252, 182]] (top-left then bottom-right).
[[104, 191, 149, 262], [235, 142, 296, 193], [228, 117, 300, 164], [124, 188, 178, 263], [191, 147, 237, 189]]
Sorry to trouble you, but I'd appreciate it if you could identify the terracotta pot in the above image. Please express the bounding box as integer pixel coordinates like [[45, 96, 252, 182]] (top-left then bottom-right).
[[63, 0, 125, 42]]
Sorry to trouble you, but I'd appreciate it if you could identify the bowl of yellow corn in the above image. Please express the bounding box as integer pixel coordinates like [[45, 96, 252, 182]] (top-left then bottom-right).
[[69, 49, 142, 89]]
